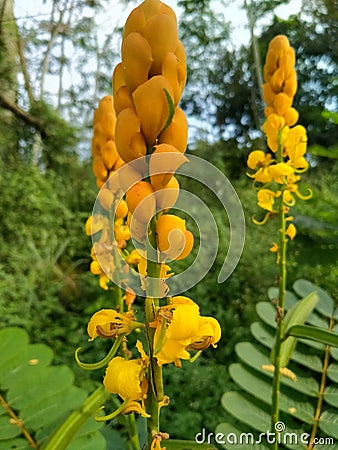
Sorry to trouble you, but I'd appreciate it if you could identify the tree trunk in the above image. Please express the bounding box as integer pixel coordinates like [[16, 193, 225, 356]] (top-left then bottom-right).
[[0, 0, 19, 161]]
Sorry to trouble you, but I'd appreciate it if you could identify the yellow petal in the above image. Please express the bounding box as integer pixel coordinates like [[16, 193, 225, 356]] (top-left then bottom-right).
[[126, 180, 156, 224], [158, 107, 188, 152], [132, 75, 175, 145], [149, 143, 188, 190], [115, 108, 147, 162], [286, 223, 296, 240], [122, 32, 153, 93]]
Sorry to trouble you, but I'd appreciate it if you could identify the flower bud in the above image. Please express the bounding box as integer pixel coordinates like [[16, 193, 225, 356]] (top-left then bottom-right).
[[115, 108, 147, 162], [149, 143, 188, 190], [158, 107, 188, 152], [126, 181, 156, 224]]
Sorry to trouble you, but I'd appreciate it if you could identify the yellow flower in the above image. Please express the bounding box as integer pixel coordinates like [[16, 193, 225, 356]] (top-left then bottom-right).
[[125, 180, 156, 224], [284, 125, 308, 170], [262, 114, 288, 152], [268, 162, 294, 184], [114, 218, 131, 248], [103, 341, 149, 401], [87, 309, 136, 340], [286, 223, 296, 240], [151, 296, 221, 366], [156, 214, 194, 260], [158, 107, 188, 152], [257, 189, 281, 212], [115, 108, 147, 162], [125, 249, 143, 265], [149, 143, 188, 190]]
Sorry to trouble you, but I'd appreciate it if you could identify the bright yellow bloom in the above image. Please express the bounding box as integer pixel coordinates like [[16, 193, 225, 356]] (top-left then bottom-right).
[[87, 309, 136, 340], [115, 108, 147, 163], [156, 214, 194, 260], [286, 223, 296, 240], [125, 180, 156, 224], [153, 175, 180, 211], [103, 341, 149, 401], [268, 162, 294, 184], [149, 143, 188, 190], [262, 114, 288, 152], [284, 125, 308, 170], [257, 189, 281, 212], [125, 248, 143, 265], [158, 106, 188, 152], [151, 296, 221, 367]]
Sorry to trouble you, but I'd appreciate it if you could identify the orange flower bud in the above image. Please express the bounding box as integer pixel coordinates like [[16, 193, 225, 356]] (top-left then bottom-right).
[[122, 32, 153, 93], [158, 107, 188, 152], [142, 13, 178, 75], [114, 86, 134, 115], [284, 107, 299, 127], [115, 108, 147, 162], [153, 176, 180, 211], [262, 83, 275, 106], [273, 93, 293, 116], [127, 212, 147, 242], [161, 52, 186, 105], [115, 199, 129, 219], [132, 75, 174, 145], [175, 230, 194, 260], [101, 140, 119, 170], [123, 6, 146, 39], [268, 35, 290, 55], [283, 73, 297, 98], [156, 214, 186, 259], [149, 143, 188, 190], [126, 181, 156, 224], [93, 155, 108, 181], [99, 188, 114, 210], [112, 63, 126, 97]]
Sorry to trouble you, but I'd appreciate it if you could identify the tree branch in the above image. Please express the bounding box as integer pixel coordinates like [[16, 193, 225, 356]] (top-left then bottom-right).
[[0, 92, 48, 137]]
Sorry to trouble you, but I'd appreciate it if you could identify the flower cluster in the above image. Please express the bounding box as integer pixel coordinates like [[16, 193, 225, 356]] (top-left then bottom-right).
[[247, 35, 312, 244], [113, 0, 193, 265]]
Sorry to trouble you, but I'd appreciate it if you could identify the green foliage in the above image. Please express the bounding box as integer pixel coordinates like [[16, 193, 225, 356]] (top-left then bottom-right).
[[0, 327, 105, 449], [217, 280, 338, 449]]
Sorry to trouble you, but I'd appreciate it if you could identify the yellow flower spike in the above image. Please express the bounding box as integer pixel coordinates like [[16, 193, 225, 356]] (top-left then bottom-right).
[[257, 189, 281, 212], [121, 32, 153, 93], [156, 214, 186, 258], [149, 144, 188, 190], [158, 107, 188, 152], [153, 176, 180, 211], [103, 340, 149, 401], [286, 223, 296, 240], [87, 309, 137, 341], [132, 75, 175, 146], [161, 52, 187, 105], [115, 108, 147, 162], [126, 180, 156, 224], [142, 13, 179, 75]]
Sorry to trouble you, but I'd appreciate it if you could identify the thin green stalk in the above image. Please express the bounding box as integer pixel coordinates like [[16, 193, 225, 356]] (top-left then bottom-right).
[[307, 317, 334, 449], [270, 130, 287, 448], [42, 386, 109, 450], [127, 413, 142, 450], [145, 217, 164, 445]]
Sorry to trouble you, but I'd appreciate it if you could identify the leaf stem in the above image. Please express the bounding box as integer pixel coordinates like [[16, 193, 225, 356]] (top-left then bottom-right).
[[0, 394, 39, 449], [41, 386, 109, 450], [307, 317, 335, 449]]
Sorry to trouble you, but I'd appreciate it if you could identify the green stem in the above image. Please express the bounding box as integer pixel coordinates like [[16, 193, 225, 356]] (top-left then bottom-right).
[[127, 413, 142, 450], [145, 217, 164, 446], [307, 317, 335, 449], [271, 129, 287, 449], [42, 386, 109, 450]]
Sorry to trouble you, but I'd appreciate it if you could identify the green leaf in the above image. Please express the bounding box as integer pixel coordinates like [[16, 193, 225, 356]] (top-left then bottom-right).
[[165, 439, 217, 449], [215, 422, 271, 449], [235, 342, 319, 397], [0, 438, 28, 449], [272, 292, 318, 367], [327, 364, 338, 383], [255, 302, 276, 329], [66, 432, 106, 450], [285, 325, 338, 348], [308, 144, 338, 159], [267, 288, 298, 309], [324, 386, 338, 408], [293, 279, 334, 317], [229, 363, 314, 424], [319, 410, 338, 439], [221, 391, 270, 433], [0, 415, 22, 440]]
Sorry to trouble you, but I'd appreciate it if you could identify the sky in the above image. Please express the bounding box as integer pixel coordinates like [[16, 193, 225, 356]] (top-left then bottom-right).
[[15, 0, 303, 49]]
